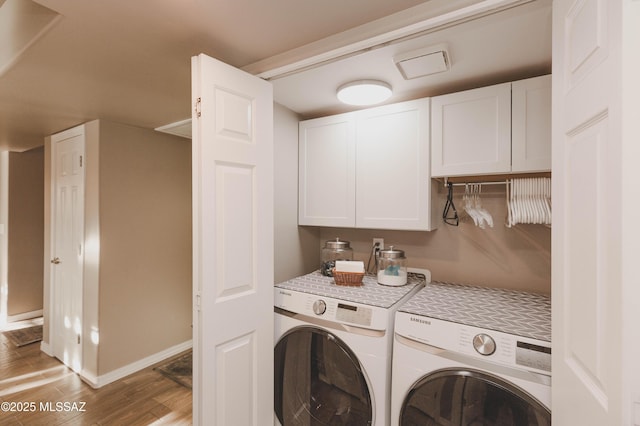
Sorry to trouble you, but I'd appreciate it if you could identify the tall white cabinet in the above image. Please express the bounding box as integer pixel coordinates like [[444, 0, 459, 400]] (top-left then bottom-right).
[[299, 98, 436, 231], [431, 75, 551, 177]]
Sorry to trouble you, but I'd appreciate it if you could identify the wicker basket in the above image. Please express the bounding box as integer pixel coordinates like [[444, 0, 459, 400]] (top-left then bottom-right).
[[332, 269, 365, 286]]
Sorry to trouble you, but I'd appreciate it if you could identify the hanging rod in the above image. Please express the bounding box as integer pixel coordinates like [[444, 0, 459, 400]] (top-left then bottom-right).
[[443, 177, 508, 187], [440, 173, 551, 188]]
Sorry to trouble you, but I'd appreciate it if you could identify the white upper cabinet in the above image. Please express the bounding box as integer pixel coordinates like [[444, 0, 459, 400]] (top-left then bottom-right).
[[431, 75, 551, 177], [355, 99, 433, 230], [298, 113, 356, 227], [431, 82, 512, 177], [511, 75, 552, 172], [299, 98, 436, 231]]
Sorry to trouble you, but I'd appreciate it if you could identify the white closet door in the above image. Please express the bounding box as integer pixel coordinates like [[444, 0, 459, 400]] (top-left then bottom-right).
[[192, 53, 274, 426], [50, 125, 85, 373], [551, 0, 638, 424]]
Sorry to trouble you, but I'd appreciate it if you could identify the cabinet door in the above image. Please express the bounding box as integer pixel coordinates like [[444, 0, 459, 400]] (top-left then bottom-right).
[[431, 82, 512, 177], [355, 99, 434, 230], [298, 114, 355, 227], [512, 75, 551, 172]]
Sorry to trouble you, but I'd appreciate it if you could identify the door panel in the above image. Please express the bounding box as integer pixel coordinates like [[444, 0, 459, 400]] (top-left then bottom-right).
[[215, 88, 254, 141], [192, 53, 274, 426], [216, 333, 256, 425], [565, 118, 607, 397], [215, 164, 254, 298]]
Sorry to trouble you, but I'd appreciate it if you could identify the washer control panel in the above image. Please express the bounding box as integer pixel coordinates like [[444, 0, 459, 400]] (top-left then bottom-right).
[[515, 341, 552, 372], [275, 288, 386, 331], [335, 302, 372, 326], [395, 312, 551, 375]]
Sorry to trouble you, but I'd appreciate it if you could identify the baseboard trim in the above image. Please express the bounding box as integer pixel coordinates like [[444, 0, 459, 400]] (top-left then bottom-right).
[[81, 339, 193, 389], [6, 309, 43, 323]]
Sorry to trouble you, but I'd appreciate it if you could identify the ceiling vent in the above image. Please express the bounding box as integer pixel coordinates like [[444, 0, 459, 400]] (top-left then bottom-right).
[[394, 44, 450, 80]]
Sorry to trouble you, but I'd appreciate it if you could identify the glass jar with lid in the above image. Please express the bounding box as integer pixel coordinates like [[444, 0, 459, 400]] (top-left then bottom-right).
[[321, 238, 353, 276], [376, 246, 407, 286]]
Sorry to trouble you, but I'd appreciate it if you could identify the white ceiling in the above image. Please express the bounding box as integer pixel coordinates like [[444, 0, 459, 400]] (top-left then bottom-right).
[[0, 0, 551, 152], [272, 0, 552, 119]]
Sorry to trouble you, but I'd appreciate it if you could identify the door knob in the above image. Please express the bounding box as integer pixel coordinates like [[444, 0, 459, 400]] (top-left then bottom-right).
[[51, 257, 61, 264]]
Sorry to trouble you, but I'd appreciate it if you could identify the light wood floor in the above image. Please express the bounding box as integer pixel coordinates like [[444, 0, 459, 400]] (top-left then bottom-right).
[[0, 328, 192, 425]]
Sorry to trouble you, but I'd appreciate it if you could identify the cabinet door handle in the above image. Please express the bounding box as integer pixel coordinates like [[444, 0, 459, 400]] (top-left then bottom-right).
[[51, 257, 61, 264]]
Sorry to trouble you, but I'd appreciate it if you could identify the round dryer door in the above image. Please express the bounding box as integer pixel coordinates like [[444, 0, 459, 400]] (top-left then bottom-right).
[[274, 326, 373, 426], [400, 368, 550, 426]]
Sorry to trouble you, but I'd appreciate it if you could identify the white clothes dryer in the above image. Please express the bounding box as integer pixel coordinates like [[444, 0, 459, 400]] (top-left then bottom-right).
[[274, 269, 429, 426], [391, 282, 551, 426]]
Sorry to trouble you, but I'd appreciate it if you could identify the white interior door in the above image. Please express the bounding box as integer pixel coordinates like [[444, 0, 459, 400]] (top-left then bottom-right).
[[50, 126, 85, 373], [191, 54, 274, 426], [551, 0, 638, 424]]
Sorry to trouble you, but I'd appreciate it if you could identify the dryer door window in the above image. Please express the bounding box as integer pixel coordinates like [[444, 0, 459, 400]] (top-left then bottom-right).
[[400, 368, 550, 426], [274, 326, 373, 426]]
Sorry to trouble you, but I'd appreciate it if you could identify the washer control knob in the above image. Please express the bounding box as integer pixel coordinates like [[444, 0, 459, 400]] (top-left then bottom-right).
[[473, 333, 496, 356], [313, 300, 327, 315]]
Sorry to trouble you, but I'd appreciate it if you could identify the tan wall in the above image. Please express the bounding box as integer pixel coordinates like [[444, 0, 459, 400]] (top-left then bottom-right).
[[7, 147, 44, 317], [96, 121, 192, 374], [318, 184, 551, 294], [274, 103, 320, 284]]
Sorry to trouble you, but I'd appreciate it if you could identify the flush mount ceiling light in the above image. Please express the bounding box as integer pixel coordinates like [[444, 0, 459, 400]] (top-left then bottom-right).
[[336, 80, 392, 106]]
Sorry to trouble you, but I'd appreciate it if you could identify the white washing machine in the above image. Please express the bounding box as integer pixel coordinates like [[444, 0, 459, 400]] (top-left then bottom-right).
[[391, 282, 551, 426], [274, 269, 429, 426]]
